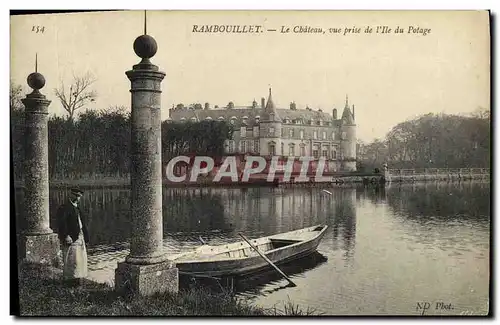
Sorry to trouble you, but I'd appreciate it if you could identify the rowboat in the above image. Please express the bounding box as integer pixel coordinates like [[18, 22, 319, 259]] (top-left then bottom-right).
[[170, 225, 328, 277]]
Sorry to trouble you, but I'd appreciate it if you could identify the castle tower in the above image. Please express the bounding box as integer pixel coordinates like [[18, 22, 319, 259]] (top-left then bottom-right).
[[340, 94, 357, 171], [259, 88, 282, 156]]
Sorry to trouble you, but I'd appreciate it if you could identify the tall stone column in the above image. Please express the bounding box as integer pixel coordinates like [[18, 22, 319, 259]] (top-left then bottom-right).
[[17, 69, 59, 266], [115, 32, 178, 296]]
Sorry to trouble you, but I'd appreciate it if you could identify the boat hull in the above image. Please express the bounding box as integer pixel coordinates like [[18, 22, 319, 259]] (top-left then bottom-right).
[[174, 225, 328, 277]]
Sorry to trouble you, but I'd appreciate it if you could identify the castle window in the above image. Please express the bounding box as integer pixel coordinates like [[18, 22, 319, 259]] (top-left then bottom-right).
[[281, 143, 285, 155], [241, 140, 246, 153], [289, 144, 296, 156], [332, 132, 335, 140], [313, 149, 319, 159], [268, 142, 276, 156], [300, 145, 306, 156], [313, 131, 318, 139], [281, 128, 285, 137], [322, 149, 328, 157], [342, 132, 347, 140], [332, 150, 337, 159], [269, 127, 275, 136], [289, 129, 294, 138], [300, 130, 304, 139], [322, 131, 327, 140]]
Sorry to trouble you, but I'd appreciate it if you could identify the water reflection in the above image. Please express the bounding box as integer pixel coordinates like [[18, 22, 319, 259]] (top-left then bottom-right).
[[178, 252, 329, 295], [14, 186, 359, 250], [385, 182, 490, 224]]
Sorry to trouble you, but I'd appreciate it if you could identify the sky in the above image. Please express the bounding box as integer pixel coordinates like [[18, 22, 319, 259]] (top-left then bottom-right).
[[10, 10, 490, 142]]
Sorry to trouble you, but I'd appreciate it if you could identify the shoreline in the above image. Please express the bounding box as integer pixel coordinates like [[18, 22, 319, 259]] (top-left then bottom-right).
[[17, 262, 319, 316], [13, 172, 490, 189]]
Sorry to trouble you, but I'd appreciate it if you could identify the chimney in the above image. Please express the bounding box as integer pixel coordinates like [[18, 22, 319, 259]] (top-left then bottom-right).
[[332, 108, 338, 119], [261, 97, 265, 109]]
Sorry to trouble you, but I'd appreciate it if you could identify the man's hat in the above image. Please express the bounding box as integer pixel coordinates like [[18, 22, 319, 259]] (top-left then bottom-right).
[[70, 188, 84, 197]]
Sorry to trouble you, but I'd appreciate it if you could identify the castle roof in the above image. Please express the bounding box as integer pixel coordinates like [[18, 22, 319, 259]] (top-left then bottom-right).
[[341, 94, 355, 125], [261, 88, 281, 122], [169, 91, 352, 128], [170, 106, 341, 128]]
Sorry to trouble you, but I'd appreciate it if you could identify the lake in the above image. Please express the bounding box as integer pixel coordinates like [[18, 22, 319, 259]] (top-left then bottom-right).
[[14, 181, 490, 315]]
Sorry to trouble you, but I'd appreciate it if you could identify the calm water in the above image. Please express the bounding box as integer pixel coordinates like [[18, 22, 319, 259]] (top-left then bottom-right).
[[14, 181, 490, 315]]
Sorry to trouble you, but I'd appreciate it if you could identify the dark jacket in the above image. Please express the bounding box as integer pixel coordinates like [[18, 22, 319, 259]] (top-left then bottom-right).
[[56, 200, 89, 244]]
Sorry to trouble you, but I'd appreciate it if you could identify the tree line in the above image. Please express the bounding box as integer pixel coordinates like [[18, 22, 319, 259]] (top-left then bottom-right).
[[11, 106, 234, 180], [357, 110, 490, 170]]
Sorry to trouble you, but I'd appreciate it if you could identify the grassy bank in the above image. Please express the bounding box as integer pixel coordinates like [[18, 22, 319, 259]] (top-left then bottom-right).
[[17, 263, 317, 316]]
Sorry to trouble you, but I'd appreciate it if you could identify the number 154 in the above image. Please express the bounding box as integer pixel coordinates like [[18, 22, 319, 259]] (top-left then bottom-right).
[[32, 26, 45, 33]]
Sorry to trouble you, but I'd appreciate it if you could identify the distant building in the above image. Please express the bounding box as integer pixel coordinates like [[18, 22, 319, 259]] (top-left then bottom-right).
[[168, 88, 357, 171]]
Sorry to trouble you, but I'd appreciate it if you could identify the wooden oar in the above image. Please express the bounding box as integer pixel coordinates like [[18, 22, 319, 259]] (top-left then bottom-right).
[[238, 233, 297, 287]]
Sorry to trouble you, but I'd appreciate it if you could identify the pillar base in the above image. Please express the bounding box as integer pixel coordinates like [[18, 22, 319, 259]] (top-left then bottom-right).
[[115, 260, 178, 296], [17, 232, 59, 266]]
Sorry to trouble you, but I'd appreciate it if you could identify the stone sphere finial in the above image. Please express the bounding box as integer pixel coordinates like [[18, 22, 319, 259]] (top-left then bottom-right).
[[27, 72, 46, 90], [133, 34, 158, 59]]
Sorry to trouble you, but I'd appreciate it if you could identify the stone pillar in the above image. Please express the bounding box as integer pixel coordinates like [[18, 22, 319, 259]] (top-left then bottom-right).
[[115, 32, 178, 296], [17, 70, 59, 266]]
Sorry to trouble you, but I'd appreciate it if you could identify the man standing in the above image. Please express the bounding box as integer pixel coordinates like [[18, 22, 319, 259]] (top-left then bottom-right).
[[56, 188, 89, 286]]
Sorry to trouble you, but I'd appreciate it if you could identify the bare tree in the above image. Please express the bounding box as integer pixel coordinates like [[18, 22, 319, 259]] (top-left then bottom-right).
[[54, 72, 97, 120], [10, 80, 24, 111]]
